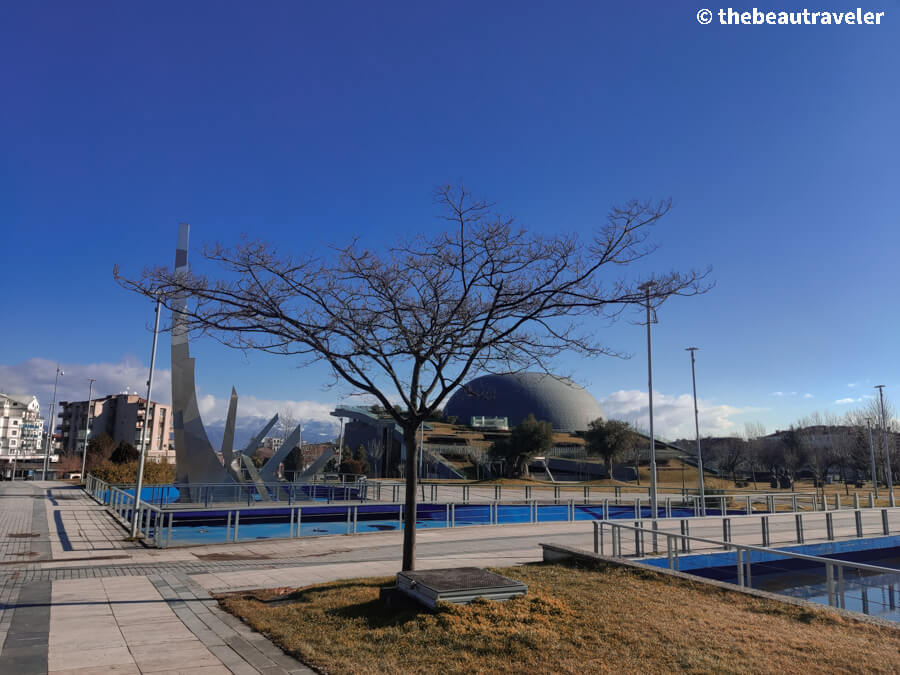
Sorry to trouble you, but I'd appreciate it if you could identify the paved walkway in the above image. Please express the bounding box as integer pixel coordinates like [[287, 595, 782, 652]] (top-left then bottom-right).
[[0, 481, 580, 674], [2, 481, 899, 674]]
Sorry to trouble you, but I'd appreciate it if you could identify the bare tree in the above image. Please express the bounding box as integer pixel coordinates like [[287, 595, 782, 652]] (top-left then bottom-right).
[[115, 185, 710, 570], [743, 421, 766, 489]]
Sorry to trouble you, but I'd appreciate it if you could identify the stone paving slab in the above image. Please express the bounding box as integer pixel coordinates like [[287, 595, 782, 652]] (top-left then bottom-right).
[[5, 480, 900, 675]]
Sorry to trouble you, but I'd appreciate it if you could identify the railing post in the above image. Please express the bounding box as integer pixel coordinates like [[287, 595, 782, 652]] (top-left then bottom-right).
[[853, 493, 860, 510], [767, 495, 775, 514], [666, 535, 674, 569], [233, 510, 240, 542], [746, 495, 752, 515], [761, 515, 770, 547], [869, 492, 875, 508], [821, 493, 828, 511], [835, 494, 841, 510], [226, 510, 232, 540], [855, 509, 863, 537], [838, 565, 845, 608], [826, 512, 834, 540], [882, 508, 890, 535], [584, 485, 590, 504], [736, 548, 744, 587], [594, 521, 599, 554], [826, 563, 835, 606], [446, 503, 450, 528], [722, 518, 731, 547], [554, 485, 560, 504], [634, 497, 640, 519], [720, 496, 726, 515], [680, 519, 690, 552], [166, 511, 173, 548], [602, 498, 609, 521], [665, 497, 671, 519], [451, 503, 455, 527], [795, 513, 804, 543]]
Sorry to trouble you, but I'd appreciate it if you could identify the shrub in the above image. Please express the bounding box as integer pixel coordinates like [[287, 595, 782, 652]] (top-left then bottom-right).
[[90, 460, 175, 484]]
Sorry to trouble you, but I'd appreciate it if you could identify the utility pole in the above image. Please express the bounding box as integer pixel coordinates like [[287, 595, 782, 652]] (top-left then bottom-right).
[[639, 282, 658, 523], [41, 366, 64, 480], [131, 302, 161, 537], [876, 385, 894, 507], [866, 417, 878, 499], [686, 347, 705, 516], [80, 378, 96, 481]]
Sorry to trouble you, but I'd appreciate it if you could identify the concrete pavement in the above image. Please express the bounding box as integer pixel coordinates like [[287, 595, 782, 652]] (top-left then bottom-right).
[[2, 480, 899, 674]]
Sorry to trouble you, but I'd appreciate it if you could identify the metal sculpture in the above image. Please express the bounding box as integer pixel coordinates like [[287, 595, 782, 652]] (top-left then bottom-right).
[[170, 224, 298, 500]]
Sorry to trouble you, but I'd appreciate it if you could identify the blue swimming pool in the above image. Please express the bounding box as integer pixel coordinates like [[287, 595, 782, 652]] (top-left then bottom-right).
[[141, 502, 713, 546], [644, 537, 900, 622]]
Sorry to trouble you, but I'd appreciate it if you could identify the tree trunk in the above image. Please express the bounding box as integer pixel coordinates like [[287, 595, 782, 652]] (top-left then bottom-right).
[[401, 427, 418, 571]]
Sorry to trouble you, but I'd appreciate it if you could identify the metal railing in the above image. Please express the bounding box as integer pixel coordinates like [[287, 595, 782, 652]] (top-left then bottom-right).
[[593, 509, 897, 557], [592, 518, 900, 614]]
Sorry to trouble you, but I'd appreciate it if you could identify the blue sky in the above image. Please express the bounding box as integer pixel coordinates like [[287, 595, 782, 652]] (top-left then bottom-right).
[[2, 1, 899, 440]]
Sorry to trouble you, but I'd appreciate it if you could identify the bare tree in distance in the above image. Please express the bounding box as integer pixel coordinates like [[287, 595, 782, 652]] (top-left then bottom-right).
[[744, 421, 766, 489], [115, 185, 711, 571]]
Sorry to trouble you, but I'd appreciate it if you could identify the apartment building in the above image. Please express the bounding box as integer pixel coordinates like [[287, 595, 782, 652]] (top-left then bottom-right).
[[57, 393, 175, 464], [0, 393, 46, 459]]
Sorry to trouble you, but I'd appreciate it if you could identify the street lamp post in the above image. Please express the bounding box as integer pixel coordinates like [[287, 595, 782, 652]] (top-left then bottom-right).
[[866, 417, 878, 499], [41, 366, 64, 480], [639, 282, 658, 522], [875, 385, 895, 507], [80, 378, 95, 481], [686, 347, 705, 516], [131, 302, 161, 537]]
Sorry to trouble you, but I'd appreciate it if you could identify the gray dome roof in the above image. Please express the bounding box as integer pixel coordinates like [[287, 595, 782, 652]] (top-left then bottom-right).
[[444, 372, 605, 432]]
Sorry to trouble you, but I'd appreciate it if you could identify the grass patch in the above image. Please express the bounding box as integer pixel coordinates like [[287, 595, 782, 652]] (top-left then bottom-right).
[[218, 562, 900, 674]]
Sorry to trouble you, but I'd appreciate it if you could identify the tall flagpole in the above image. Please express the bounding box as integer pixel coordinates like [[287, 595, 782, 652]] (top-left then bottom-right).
[[80, 378, 95, 480], [131, 301, 161, 537], [686, 348, 705, 516]]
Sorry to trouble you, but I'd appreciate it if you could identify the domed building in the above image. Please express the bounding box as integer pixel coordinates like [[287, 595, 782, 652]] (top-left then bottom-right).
[[443, 372, 605, 432]]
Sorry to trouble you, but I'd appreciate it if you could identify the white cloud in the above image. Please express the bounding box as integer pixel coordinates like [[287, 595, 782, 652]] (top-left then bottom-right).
[[0, 358, 338, 435], [598, 389, 748, 439], [834, 397, 859, 405], [197, 393, 338, 427], [803, 393, 814, 399], [771, 391, 798, 397], [0, 357, 172, 411], [848, 382, 858, 389]]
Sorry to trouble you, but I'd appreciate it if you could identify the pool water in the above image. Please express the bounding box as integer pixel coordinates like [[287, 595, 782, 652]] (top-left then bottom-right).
[[147, 502, 708, 546], [688, 548, 900, 622]]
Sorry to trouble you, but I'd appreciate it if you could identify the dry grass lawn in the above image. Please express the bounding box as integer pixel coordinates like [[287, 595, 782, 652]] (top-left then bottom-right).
[[218, 562, 900, 674]]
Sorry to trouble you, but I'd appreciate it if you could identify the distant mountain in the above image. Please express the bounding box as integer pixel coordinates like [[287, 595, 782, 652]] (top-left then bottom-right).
[[204, 415, 339, 451]]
